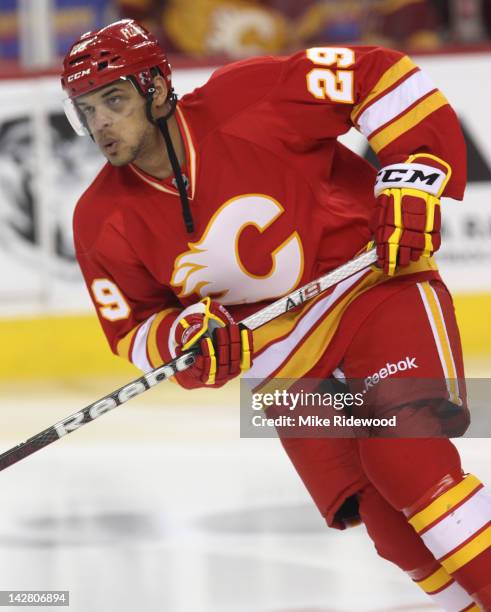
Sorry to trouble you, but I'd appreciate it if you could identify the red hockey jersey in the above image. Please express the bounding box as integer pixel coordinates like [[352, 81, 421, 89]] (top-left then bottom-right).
[[73, 46, 466, 381]]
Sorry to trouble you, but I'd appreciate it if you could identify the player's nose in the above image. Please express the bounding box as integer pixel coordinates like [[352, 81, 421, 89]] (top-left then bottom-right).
[[91, 106, 113, 132]]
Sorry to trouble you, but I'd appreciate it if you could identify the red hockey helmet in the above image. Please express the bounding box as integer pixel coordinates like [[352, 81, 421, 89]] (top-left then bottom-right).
[[61, 19, 172, 134]]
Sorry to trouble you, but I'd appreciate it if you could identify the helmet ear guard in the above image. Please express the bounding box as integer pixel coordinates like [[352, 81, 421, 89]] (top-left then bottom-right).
[[140, 67, 178, 126]]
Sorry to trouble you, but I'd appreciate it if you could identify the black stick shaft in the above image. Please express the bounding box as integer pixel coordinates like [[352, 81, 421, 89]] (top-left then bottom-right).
[[0, 352, 196, 471]]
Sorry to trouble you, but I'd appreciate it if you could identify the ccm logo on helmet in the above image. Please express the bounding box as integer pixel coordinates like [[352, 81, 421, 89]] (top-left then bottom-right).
[[364, 356, 418, 390], [67, 69, 91, 82]]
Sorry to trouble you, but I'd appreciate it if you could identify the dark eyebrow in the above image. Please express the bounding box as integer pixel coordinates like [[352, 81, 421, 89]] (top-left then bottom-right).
[[101, 87, 125, 99], [77, 87, 125, 108]]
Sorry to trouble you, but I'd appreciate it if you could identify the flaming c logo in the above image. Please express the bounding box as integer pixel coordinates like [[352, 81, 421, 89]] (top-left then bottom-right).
[[171, 194, 304, 304]]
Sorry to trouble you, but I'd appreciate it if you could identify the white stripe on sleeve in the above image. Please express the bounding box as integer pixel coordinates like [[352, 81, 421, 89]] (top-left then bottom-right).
[[358, 70, 436, 138], [131, 314, 156, 373]]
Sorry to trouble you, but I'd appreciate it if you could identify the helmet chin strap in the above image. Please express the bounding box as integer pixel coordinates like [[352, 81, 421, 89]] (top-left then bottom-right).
[[145, 89, 195, 234]]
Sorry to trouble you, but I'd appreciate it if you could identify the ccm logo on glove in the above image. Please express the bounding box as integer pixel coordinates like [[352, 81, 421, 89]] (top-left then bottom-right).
[[371, 154, 451, 276], [374, 163, 446, 196]]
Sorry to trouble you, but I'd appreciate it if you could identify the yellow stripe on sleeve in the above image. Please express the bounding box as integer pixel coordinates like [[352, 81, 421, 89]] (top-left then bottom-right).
[[369, 90, 448, 153], [351, 55, 417, 125], [147, 308, 179, 369], [441, 525, 491, 573], [116, 325, 139, 361], [415, 566, 453, 594], [409, 475, 482, 533]]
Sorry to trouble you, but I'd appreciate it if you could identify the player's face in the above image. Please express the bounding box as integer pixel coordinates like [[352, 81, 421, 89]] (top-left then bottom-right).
[[76, 80, 155, 166]]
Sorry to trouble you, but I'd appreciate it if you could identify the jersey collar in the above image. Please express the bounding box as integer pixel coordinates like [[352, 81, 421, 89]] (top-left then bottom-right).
[[128, 104, 197, 200]]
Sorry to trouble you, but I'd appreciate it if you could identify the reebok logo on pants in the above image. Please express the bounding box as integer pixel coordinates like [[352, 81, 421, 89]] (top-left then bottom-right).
[[365, 356, 418, 390]]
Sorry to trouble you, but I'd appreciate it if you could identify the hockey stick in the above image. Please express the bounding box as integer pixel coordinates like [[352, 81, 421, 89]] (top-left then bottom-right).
[[0, 248, 377, 471]]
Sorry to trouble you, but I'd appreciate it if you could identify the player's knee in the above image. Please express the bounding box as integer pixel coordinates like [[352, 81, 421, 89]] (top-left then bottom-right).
[[358, 437, 463, 510]]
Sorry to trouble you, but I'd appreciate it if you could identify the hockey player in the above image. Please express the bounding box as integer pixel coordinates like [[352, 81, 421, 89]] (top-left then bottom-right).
[[62, 20, 491, 609]]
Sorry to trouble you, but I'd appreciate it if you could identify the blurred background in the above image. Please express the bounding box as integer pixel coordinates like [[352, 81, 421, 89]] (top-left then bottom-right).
[[1, 0, 491, 65], [0, 4, 490, 611]]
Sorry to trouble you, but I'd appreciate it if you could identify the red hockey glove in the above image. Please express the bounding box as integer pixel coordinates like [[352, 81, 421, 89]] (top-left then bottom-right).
[[169, 297, 253, 387], [371, 156, 450, 276]]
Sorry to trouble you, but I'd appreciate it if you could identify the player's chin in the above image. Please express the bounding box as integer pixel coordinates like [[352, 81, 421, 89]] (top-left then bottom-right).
[[106, 156, 129, 167], [103, 150, 131, 167]]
